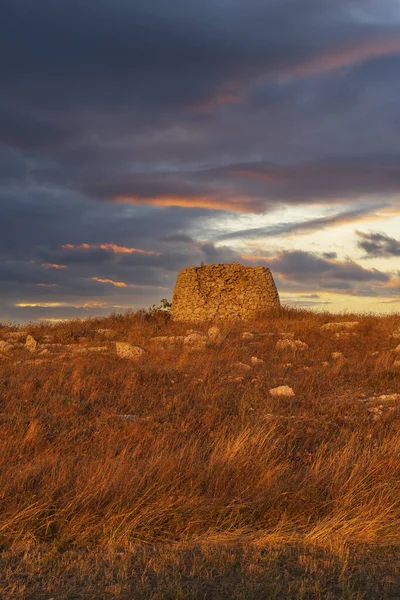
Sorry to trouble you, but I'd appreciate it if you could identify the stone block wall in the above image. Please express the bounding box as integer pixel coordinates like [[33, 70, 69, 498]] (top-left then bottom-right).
[[171, 263, 280, 321]]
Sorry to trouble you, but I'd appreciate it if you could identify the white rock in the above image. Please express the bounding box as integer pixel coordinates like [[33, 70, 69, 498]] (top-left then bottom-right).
[[321, 321, 359, 332], [241, 332, 254, 340], [269, 385, 295, 397], [251, 356, 264, 365], [25, 335, 38, 352], [207, 326, 224, 346], [116, 342, 146, 360], [276, 339, 308, 351], [183, 333, 207, 349]]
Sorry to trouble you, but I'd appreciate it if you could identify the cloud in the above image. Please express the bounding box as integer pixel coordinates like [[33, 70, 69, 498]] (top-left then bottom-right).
[[1, 1, 400, 319], [356, 230, 400, 257], [62, 243, 161, 256]]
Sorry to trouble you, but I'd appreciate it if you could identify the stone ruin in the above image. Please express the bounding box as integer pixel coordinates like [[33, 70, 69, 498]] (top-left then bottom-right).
[[171, 262, 280, 321]]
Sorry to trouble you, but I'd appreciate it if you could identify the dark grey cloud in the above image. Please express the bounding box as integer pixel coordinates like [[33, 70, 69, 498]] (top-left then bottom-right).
[[356, 230, 400, 257], [1, 0, 400, 319]]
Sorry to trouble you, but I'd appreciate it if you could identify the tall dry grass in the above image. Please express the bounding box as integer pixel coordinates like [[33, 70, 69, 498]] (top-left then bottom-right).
[[0, 307, 400, 597]]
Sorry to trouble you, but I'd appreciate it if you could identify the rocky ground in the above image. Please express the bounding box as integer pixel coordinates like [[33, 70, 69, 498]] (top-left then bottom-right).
[[0, 307, 399, 598]]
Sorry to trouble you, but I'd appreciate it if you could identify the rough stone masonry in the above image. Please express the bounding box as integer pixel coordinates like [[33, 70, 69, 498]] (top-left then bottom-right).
[[171, 263, 280, 321]]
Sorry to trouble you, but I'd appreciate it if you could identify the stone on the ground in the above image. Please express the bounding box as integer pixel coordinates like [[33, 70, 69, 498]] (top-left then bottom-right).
[[393, 360, 400, 368], [25, 335, 38, 352], [183, 333, 207, 350], [269, 385, 295, 397], [241, 332, 254, 340], [116, 342, 146, 360], [395, 344, 400, 353], [207, 326, 224, 346], [0, 340, 14, 353], [251, 356, 264, 365], [321, 321, 359, 332], [331, 352, 344, 360], [276, 339, 308, 351]]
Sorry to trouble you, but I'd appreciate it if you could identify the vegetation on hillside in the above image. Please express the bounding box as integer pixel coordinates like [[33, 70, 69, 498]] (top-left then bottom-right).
[[0, 306, 399, 599]]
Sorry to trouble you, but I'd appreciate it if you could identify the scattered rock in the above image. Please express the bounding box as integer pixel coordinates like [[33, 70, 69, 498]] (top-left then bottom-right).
[[117, 414, 154, 423], [116, 342, 146, 360], [334, 332, 358, 339], [321, 321, 359, 332], [183, 333, 207, 350], [331, 352, 344, 361], [276, 339, 308, 352], [395, 344, 400, 353], [241, 332, 254, 340], [25, 335, 38, 352], [39, 349, 50, 355], [393, 360, 400, 369], [0, 340, 14, 353], [251, 356, 264, 365], [269, 385, 295, 397], [208, 326, 224, 346], [322, 361, 330, 367], [362, 393, 400, 407]]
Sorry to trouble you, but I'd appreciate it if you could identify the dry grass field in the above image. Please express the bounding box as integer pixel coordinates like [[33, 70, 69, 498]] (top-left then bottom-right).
[[0, 306, 400, 599]]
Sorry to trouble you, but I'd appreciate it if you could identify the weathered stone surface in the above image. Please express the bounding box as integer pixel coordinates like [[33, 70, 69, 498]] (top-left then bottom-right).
[[276, 339, 308, 351], [269, 385, 295, 397], [171, 263, 280, 321], [25, 335, 38, 352], [207, 326, 224, 346], [251, 356, 264, 365], [241, 332, 255, 341], [321, 321, 359, 332], [116, 342, 145, 360], [183, 333, 207, 350], [0, 340, 14, 353]]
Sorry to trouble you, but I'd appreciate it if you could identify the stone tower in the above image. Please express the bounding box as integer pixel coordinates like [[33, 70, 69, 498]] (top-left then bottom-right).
[[171, 263, 280, 321]]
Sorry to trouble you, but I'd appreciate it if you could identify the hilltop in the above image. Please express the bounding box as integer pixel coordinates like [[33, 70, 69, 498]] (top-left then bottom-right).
[[0, 307, 400, 599]]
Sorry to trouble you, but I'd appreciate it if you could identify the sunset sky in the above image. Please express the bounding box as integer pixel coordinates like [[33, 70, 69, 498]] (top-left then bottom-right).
[[1, 0, 400, 322]]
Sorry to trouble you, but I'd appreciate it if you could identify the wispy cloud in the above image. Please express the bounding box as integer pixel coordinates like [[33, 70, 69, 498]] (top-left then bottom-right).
[[62, 243, 160, 256]]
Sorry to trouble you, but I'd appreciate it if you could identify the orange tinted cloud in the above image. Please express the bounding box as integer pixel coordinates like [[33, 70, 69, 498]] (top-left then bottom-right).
[[289, 36, 400, 78], [37, 283, 59, 287], [91, 277, 170, 291], [62, 243, 160, 255], [192, 93, 243, 112], [116, 195, 261, 213], [42, 263, 68, 269], [91, 277, 128, 288]]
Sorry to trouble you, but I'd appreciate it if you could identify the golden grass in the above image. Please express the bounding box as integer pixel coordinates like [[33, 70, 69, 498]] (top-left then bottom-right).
[[0, 306, 400, 598]]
